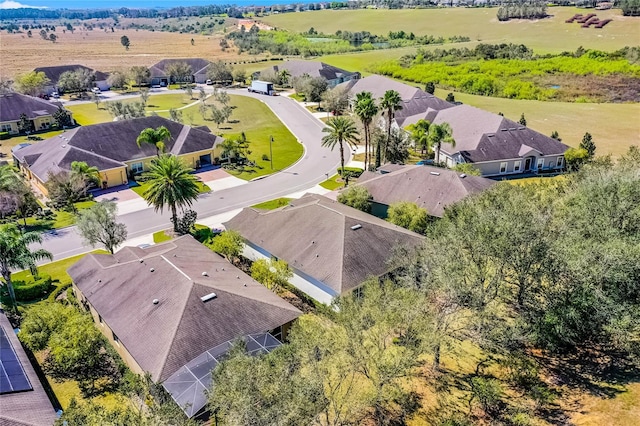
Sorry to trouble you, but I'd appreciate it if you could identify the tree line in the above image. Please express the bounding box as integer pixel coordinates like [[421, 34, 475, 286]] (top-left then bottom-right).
[[208, 151, 640, 425]]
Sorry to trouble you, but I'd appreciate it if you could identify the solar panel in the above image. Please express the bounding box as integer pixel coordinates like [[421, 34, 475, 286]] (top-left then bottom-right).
[[0, 325, 33, 395], [163, 332, 282, 418]]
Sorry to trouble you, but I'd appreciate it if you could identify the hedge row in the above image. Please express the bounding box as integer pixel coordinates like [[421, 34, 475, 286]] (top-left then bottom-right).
[[13, 275, 53, 301], [338, 167, 364, 178]]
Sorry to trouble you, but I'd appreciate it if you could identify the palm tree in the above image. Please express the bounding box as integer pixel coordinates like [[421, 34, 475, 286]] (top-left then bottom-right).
[[407, 119, 431, 155], [321, 116, 360, 179], [0, 224, 52, 311], [141, 155, 200, 232], [279, 69, 291, 87], [353, 92, 378, 171], [136, 126, 171, 157], [379, 90, 403, 167], [70, 161, 100, 195], [428, 123, 456, 165]]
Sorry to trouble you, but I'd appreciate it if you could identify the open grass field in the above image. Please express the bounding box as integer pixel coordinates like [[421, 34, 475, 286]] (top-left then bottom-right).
[[0, 28, 246, 80], [67, 93, 195, 125], [435, 88, 640, 158], [262, 7, 639, 54], [157, 94, 303, 180]]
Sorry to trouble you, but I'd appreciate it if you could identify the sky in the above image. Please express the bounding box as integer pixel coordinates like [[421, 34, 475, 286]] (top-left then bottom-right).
[[0, 0, 303, 8]]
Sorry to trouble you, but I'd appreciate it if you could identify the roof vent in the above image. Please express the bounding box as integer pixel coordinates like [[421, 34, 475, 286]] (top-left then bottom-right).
[[430, 172, 440, 176], [460, 173, 467, 178], [202, 272, 208, 276], [488, 134, 495, 137], [61, 144, 66, 148], [98, 279, 101, 283], [150, 268, 154, 272], [152, 299, 159, 305], [139, 259, 144, 263], [509, 128, 516, 131], [350, 224, 362, 230], [221, 267, 225, 271], [201, 292, 217, 303], [501, 129, 508, 132]]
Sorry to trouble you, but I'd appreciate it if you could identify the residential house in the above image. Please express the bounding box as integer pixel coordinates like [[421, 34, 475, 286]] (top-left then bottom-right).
[[338, 74, 453, 124], [0, 92, 70, 135], [420, 104, 569, 176], [342, 75, 568, 177], [149, 58, 212, 86], [260, 60, 360, 88], [34, 64, 110, 94], [0, 311, 58, 426], [355, 165, 497, 218], [12, 116, 221, 195], [225, 194, 424, 304], [68, 235, 301, 418]]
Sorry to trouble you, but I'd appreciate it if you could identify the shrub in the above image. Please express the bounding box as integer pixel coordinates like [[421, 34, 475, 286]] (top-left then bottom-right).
[[337, 186, 371, 212], [192, 226, 214, 243], [0, 131, 10, 140], [337, 167, 363, 178], [262, 154, 270, 161], [47, 282, 72, 302], [13, 275, 53, 301]]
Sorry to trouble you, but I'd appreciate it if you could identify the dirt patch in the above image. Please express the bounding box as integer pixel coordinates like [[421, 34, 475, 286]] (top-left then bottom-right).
[[536, 74, 640, 103]]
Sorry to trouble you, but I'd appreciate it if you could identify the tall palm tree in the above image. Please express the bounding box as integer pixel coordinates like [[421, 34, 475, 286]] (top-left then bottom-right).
[[353, 92, 378, 170], [279, 69, 291, 87], [0, 224, 52, 311], [379, 90, 403, 167], [142, 155, 200, 232], [321, 116, 360, 179], [70, 161, 100, 195], [136, 126, 171, 157], [428, 123, 456, 165], [407, 119, 431, 155]]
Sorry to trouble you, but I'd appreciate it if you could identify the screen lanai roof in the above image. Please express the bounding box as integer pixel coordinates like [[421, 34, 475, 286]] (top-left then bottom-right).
[[163, 332, 281, 418]]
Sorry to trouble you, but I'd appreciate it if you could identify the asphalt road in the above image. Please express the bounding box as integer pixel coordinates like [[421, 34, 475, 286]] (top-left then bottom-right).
[[35, 90, 345, 261]]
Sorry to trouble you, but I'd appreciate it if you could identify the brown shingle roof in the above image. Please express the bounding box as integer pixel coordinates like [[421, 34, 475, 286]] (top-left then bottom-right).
[[354, 165, 496, 217], [0, 93, 63, 123], [225, 194, 424, 294], [0, 312, 57, 426], [13, 116, 222, 183], [263, 60, 358, 82], [34, 64, 108, 84], [67, 236, 300, 382], [432, 105, 568, 162]]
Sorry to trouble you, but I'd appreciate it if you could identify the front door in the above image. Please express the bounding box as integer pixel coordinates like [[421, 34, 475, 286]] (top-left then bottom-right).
[[524, 158, 531, 171]]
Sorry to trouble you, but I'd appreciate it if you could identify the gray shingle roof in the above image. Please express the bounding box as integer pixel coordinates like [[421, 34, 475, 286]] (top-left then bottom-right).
[[263, 60, 358, 82], [150, 58, 212, 78], [225, 194, 424, 294], [0, 312, 57, 426], [338, 75, 453, 125], [67, 236, 301, 382], [0, 93, 63, 123], [13, 116, 222, 183], [432, 105, 568, 162], [34, 64, 108, 84], [354, 165, 496, 217]]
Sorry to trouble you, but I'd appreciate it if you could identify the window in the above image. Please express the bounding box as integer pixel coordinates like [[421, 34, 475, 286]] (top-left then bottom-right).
[[98, 315, 103, 326], [499, 162, 508, 174], [556, 157, 564, 168], [130, 162, 143, 174], [112, 331, 119, 344], [0, 124, 12, 132], [537, 158, 544, 170], [513, 160, 521, 172]]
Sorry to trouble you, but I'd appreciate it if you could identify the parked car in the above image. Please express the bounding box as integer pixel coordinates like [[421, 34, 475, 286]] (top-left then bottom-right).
[[51, 92, 60, 99], [91, 87, 101, 94], [206, 79, 213, 85]]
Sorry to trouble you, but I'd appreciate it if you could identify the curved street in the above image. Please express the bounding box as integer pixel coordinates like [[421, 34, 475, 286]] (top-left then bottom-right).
[[36, 89, 346, 260]]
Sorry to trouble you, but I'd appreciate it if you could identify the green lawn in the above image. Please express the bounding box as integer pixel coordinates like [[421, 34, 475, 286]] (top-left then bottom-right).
[[12, 250, 107, 287], [319, 174, 344, 190], [251, 197, 293, 210], [263, 7, 636, 54], [0, 129, 64, 158], [153, 230, 173, 243], [159, 94, 303, 180], [435, 88, 640, 158], [130, 180, 210, 198], [67, 94, 194, 126], [23, 200, 96, 231]]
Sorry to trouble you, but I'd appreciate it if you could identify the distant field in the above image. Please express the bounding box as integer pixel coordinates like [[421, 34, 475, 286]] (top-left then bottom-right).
[[0, 28, 248, 80], [435, 88, 640, 158], [262, 7, 638, 54]]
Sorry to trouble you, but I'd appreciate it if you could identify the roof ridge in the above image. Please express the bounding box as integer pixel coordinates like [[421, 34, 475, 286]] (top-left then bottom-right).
[[169, 124, 191, 155], [65, 142, 127, 167], [157, 279, 196, 380]]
